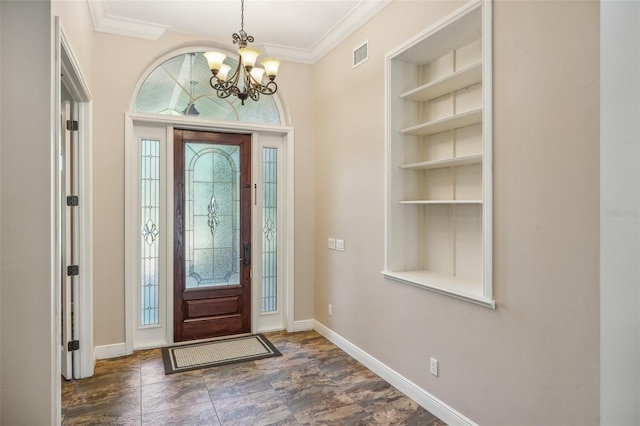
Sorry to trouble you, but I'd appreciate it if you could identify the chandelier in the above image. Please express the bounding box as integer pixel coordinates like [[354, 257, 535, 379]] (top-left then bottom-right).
[[205, 0, 281, 105]]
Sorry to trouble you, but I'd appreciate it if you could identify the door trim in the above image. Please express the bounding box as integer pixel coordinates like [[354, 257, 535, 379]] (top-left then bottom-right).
[[56, 19, 95, 382], [125, 113, 295, 353]]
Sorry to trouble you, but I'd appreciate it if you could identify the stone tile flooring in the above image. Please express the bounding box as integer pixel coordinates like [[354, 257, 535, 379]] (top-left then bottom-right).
[[62, 330, 446, 425]]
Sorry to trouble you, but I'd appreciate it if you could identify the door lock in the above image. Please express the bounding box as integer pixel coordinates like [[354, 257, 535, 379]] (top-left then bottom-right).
[[243, 242, 251, 266]]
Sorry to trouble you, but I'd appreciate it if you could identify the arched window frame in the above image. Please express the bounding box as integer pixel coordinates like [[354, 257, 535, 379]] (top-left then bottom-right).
[[129, 46, 290, 126]]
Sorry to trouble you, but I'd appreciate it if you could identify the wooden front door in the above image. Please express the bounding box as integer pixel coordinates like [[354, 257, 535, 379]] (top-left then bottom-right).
[[173, 129, 252, 342]]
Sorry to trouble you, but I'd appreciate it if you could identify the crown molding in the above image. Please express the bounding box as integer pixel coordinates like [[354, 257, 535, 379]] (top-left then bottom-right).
[[264, 0, 392, 64], [87, 0, 168, 40], [86, 0, 391, 63]]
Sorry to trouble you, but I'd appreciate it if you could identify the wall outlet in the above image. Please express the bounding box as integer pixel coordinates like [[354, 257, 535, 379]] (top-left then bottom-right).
[[336, 239, 345, 251], [328, 238, 336, 250], [328, 304, 333, 316], [430, 357, 438, 377]]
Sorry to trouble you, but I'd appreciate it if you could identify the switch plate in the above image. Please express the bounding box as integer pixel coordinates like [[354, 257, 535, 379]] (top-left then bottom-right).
[[336, 239, 345, 251], [430, 357, 438, 377], [328, 304, 333, 316], [328, 238, 336, 250]]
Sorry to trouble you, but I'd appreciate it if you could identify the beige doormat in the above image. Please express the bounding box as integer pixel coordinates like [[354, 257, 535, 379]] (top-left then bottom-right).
[[162, 334, 281, 374]]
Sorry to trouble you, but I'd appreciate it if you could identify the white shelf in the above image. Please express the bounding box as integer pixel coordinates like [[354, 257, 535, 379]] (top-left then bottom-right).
[[399, 200, 482, 205], [383, 270, 495, 308], [400, 63, 482, 102], [400, 108, 482, 136], [400, 154, 482, 170], [385, 0, 492, 309], [394, 3, 482, 65]]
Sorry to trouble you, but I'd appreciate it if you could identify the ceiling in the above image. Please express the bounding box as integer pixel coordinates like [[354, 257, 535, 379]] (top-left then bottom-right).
[[87, 0, 391, 63]]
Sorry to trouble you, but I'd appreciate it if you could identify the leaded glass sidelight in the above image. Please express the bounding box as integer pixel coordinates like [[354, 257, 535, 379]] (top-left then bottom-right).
[[185, 143, 240, 288], [262, 147, 278, 312], [140, 139, 160, 326]]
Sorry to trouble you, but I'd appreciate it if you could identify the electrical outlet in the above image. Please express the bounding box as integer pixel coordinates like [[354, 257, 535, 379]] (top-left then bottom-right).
[[430, 357, 438, 377], [328, 238, 336, 250], [336, 239, 345, 251], [328, 304, 333, 316]]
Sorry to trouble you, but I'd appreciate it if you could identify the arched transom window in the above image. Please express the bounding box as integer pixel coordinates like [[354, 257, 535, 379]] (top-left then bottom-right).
[[135, 52, 281, 125]]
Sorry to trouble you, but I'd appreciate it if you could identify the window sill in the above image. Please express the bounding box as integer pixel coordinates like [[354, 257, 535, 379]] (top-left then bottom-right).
[[382, 270, 495, 309]]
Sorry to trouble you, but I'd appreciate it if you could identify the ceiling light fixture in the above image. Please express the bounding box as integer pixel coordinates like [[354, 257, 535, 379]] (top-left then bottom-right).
[[205, 0, 281, 105]]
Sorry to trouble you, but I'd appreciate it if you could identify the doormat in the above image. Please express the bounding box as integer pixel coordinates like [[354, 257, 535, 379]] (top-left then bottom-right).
[[161, 334, 281, 375]]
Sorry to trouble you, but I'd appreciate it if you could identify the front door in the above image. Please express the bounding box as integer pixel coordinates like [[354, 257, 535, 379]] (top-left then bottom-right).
[[173, 129, 252, 341]]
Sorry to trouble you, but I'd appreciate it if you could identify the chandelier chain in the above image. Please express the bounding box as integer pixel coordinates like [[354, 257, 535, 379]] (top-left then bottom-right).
[[206, 0, 279, 105]]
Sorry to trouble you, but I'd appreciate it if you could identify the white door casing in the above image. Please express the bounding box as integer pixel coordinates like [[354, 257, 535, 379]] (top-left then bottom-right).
[[55, 18, 94, 385]]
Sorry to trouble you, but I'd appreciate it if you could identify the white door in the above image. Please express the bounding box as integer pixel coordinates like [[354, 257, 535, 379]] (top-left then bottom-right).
[[60, 96, 80, 379], [56, 18, 94, 384]]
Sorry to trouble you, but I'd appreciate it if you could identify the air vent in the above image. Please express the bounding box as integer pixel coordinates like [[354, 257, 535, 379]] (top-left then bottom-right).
[[353, 40, 369, 68]]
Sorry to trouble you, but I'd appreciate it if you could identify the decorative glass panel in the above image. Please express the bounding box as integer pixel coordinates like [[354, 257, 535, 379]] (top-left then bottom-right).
[[185, 143, 240, 288], [262, 147, 278, 312], [140, 139, 160, 326], [135, 52, 281, 125]]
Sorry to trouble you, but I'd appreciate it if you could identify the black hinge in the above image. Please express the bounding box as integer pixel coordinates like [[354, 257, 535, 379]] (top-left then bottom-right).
[[67, 265, 79, 276], [67, 340, 80, 351], [66, 195, 79, 206], [66, 120, 79, 131]]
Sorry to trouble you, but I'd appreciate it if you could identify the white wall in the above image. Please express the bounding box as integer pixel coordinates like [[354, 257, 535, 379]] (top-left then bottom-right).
[[0, 1, 56, 424], [600, 1, 640, 424]]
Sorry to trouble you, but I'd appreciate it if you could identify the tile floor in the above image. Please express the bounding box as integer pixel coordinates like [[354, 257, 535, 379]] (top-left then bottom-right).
[[62, 330, 446, 425]]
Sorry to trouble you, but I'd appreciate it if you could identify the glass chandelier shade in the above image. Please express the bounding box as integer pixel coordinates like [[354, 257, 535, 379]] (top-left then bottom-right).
[[205, 0, 281, 105]]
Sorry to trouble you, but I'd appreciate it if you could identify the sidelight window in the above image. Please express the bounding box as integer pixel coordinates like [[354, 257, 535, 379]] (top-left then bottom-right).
[[262, 147, 278, 312], [140, 139, 160, 326]]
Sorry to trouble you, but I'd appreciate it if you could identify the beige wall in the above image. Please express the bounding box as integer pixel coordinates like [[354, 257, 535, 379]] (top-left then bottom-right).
[[313, 1, 599, 424], [52, 0, 94, 90], [0, 0, 615, 423], [89, 32, 316, 344], [275, 61, 316, 320], [56, 0, 601, 423], [1, 1, 56, 423]]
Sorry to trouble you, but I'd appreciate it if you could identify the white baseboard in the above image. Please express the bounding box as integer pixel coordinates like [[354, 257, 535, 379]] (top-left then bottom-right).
[[95, 343, 127, 360], [292, 319, 314, 332], [313, 320, 477, 426]]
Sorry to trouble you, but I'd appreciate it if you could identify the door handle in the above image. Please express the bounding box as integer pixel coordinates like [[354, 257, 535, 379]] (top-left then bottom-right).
[[243, 242, 251, 266]]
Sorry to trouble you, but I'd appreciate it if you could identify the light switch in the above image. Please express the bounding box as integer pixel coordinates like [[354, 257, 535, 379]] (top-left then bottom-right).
[[336, 239, 345, 251], [328, 238, 336, 250]]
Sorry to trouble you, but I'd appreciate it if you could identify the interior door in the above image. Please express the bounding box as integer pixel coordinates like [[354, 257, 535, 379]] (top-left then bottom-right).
[[60, 95, 79, 379], [173, 129, 252, 341]]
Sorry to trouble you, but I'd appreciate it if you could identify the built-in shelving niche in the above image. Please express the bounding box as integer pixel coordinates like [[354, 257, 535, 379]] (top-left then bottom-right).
[[383, 0, 494, 308]]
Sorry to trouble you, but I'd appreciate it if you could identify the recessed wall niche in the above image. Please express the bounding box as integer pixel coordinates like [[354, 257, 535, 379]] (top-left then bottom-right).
[[383, 0, 494, 308]]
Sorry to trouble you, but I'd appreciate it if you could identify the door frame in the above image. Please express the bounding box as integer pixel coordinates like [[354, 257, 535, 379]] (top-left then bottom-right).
[[55, 18, 95, 382], [124, 113, 295, 353]]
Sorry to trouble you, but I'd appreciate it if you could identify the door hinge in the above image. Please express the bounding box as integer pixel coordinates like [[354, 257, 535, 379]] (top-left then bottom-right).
[[67, 265, 79, 276], [67, 340, 80, 351], [66, 195, 79, 206], [66, 120, 79, 131]]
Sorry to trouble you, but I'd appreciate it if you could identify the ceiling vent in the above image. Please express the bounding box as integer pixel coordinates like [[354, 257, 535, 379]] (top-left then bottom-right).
[[353, 40, 369, 68]]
